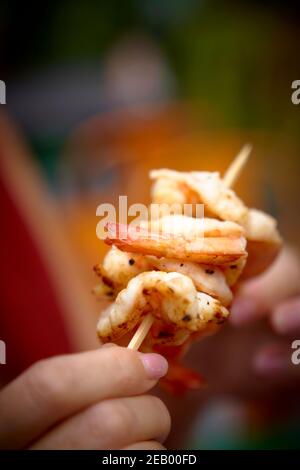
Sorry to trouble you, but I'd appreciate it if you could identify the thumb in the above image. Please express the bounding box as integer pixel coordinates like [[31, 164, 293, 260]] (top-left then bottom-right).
[[230, 247, 300, 325]]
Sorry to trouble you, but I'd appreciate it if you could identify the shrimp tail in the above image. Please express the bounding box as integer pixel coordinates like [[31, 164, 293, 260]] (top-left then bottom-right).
[[160, 362, 206, 395], [153, 342, 205, 395]]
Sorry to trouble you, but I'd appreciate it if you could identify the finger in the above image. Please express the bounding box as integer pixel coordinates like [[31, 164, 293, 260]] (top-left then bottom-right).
[[230, 247, 300, 325], [122, 441, 166, 450], [253, 342, 300, 378], [0, 346, 168, 449], [271, 297, 300, 334], [31, 395, 171, 450]]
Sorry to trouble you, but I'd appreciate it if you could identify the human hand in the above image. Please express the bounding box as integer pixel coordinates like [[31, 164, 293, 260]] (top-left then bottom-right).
[[230, 246, 300, 378], [0, 345, 170, 449]]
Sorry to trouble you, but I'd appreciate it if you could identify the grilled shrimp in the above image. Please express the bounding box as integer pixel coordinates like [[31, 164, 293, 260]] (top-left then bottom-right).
[[97, 271, 229, 343], [147, 257, 233, 306], [150, 169, 248, 224], [94, 246, 233, 305], [222, 258, 247, 286], [105, 218, 247, 265], [241, 208, 282, 278], [140, 214, 244, 238], [142, 215, 247, 287], [93, 246, 149, 298], [150, 170, 282, 275]]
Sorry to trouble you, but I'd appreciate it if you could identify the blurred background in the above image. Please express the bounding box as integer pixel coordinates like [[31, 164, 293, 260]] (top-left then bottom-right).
[[0, 0, 300, 449]]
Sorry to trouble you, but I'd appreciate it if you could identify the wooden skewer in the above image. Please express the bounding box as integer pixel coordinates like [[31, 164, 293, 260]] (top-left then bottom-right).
[[127, 144, 252, 351], [223, 143, 252, 188], [127, 314, 154, 350]]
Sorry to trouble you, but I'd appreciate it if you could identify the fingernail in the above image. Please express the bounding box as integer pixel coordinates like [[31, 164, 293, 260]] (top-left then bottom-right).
[[140, 353, 168, 380], [230, 297, 258, 325], [272, 308, 300, 334], [101, 343, 116, 349], [253, 346, 288, 376]]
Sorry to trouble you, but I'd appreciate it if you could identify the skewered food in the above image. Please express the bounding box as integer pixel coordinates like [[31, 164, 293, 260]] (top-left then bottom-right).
[[151, 169, 248, 223], [97, 271, 229, 343], [105, 219, 247, 265], [94, 246, 233, 306], [150, 170, 282, 277], [94, 152, 282, 393]]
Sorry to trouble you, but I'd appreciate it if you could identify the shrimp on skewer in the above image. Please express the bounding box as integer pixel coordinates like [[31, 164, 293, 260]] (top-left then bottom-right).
[[151, 169, 248, 223], [141, 215, 248, 284], [150, 170, 282, 276], [147, 257, 233, 306], [93, 246, 149, 299], [94, 149, 283, 392], [125, 149, 251, 353], [105, 219, 247, 266], [97, 271, 229, 343], [241, 208, 282, 278], [140, 214, 243, 238], [94, 246, 233, 305], [94, 215, 247, 299]]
